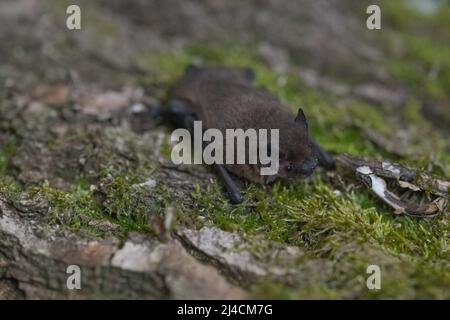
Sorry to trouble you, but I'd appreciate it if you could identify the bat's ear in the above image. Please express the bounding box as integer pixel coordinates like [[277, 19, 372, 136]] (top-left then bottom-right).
[[295, 108, 308, 129]]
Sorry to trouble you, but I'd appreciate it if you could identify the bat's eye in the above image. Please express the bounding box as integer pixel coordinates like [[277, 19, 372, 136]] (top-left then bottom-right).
[[286, 164, 293, 172]]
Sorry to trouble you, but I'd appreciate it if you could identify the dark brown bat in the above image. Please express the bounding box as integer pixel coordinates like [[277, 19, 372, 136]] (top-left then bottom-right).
[[166, 65, 334, 203]]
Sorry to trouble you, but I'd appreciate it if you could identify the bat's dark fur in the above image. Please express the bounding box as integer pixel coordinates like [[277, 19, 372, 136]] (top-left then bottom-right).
[[165, 65, 334, 202]]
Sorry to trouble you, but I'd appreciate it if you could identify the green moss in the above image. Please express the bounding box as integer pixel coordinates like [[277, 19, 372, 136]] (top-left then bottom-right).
[[17, 126, 167, 236], [26, 180, 103, 235], [191, 172, 448, 259], [138, 41, 450, 298], [159, 134, 173, 160], [253, 250, 450, 299], [0, 142, 17, 174], [190, 182, 303, 243], [23, 130, 171, 235], [26, 176, 156, 237], [386, 34, 450, 100], [283, 180, 448, 260], [247, 178, 449, 299], [381, 0, 450, 129]]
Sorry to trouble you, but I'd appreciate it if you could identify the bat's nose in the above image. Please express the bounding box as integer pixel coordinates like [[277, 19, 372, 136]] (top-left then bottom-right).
[[299, 157, 318, 175]]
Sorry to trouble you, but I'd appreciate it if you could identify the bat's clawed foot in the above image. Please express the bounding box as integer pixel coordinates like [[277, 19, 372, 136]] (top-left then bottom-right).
[[309, 138, 335, 170]]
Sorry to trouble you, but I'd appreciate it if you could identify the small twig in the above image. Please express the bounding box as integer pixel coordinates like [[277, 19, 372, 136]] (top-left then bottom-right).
[[336, 154, 449, 217]]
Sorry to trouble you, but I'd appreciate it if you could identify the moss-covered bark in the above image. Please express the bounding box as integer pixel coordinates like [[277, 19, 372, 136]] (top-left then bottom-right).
[[0, 0, 449, 299]]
